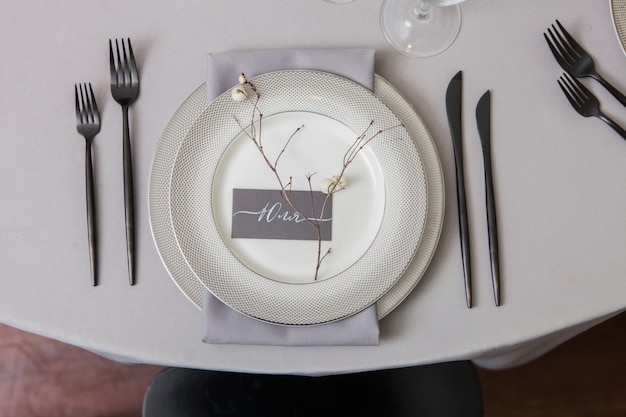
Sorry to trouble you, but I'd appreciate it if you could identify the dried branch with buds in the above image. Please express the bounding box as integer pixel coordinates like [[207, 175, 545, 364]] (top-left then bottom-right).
[[232, 73, 402, 280]]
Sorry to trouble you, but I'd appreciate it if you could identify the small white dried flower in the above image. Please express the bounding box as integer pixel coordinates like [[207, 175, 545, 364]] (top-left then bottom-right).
[[334, 175, 348, 190], [319, 175, 348, 194], [231, 85, 248, 102], [319, 178, 333, 193], [238, 73, 248, 85]]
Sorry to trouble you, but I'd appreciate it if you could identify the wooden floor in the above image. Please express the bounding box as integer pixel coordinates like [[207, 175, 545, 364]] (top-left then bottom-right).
[[476, 311, 626, 417], [0, 312, 625, 416]]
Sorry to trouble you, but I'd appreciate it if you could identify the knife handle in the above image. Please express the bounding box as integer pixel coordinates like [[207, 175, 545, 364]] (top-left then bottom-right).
[[453, 148, 472, 308], [482, 148, 501, 306]]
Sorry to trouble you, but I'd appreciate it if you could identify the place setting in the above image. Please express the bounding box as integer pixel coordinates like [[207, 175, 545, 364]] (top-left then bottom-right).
[[144, 0, 528, 347], [74, 0, 501, 346], [148, 48, 445, 345], [12, 0, 626, 407]]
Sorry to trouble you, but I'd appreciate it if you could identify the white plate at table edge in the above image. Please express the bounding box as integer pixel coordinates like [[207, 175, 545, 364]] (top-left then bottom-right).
[[611, 0, 626, 55], [170, 70, 426, 325], [148, 72, 444, 322]]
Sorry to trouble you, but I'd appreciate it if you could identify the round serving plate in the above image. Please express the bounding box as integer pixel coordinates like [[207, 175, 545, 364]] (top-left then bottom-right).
[[211, 111, 386, 284], [611, 0, 626, 55], [169, 71, 426, 325], [148, 72, 444, 323]]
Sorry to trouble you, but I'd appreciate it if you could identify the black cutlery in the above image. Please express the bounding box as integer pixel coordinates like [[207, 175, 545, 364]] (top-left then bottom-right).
[[476, 91, 501, 306], [74, 83, 100, 286], [558, 72, 626, 140], [109, 38, 140, 285], [446, 71, 472, 308], [544, 20, 626, 107]]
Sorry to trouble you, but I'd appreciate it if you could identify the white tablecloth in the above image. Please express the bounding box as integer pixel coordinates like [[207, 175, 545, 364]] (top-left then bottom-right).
[[1, 0, 625, 375]]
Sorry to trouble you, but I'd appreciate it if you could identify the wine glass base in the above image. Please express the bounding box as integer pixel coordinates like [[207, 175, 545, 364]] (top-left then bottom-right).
[[380, 1, 462, 58]]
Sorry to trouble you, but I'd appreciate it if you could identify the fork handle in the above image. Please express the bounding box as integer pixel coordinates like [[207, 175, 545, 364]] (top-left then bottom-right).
[[597, 113, 626, 141], [593, 73, 626, 107], [122, 105, 136, 285], [85, 139, 97, 286]]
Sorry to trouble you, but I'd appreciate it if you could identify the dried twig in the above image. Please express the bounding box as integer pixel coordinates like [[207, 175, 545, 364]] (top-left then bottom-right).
[[232, 73, 402, 280]]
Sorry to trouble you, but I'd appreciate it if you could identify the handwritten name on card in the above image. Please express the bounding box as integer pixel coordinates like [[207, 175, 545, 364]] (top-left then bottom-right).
[[231, 189, 332, 241]]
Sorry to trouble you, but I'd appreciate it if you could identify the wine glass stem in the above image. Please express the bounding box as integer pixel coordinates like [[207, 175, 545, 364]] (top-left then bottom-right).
[[416, 0, 432, 21]]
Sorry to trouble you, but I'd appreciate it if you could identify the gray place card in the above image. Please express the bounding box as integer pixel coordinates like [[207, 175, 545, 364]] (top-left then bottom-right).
[[232, 189, 332, 241]]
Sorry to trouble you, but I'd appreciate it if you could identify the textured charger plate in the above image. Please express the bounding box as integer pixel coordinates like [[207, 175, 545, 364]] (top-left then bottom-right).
[[170, 71, 426, 325], [611, 0, 626, 54], [148, 73, 444, 322]]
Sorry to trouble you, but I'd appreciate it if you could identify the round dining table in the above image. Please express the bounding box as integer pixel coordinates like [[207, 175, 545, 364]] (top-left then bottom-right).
[[1, 0, 626, 376]]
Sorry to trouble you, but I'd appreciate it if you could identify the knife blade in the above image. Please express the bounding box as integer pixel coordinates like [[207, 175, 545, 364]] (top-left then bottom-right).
[[476, 90, 501, 306], [446, 70, 472, 308]]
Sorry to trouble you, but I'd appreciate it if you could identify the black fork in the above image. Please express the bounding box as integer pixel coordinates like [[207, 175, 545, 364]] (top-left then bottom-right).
[[75, 83, 101, 286], [110, 38, 140, 285], [558, 73, 626, 141], [544, 20, 626, 107]]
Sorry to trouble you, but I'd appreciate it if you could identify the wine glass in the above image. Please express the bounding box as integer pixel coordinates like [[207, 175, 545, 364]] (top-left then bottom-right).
[[380, 0, 466, 58]]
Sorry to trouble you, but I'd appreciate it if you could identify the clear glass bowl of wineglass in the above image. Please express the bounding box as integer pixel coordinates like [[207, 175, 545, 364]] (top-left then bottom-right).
[[380, 0, 466, 58]]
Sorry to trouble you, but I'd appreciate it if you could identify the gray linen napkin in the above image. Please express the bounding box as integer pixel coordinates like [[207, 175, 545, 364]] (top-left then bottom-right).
[[202, 48, 379, 346]]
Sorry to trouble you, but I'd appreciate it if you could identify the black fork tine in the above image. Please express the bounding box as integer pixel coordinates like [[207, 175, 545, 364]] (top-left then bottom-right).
[[75, 83, 99, 124], [87, 83, 100, 124], [566, 73, 590, 100], [554, 20, 585, 59], [108, 39, 117, 84], [74, 83, 82, 124], [547, 25, 577, 65], [120, 39, 130, 84], [558, 76, 582, 109], [560, 73, 588, 105], [76, 83, 89, 123], [544, 30, 571, 68], [127, 39, 139, 84], [109, 38, 138, 87], [116, 39, 125, 85], [109, 39, 126, 86], [82, 84, 91, 122]]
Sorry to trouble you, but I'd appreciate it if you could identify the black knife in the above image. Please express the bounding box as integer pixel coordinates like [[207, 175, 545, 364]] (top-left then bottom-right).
[[476, 90, 501, 306], [446, 71, 472, 308]]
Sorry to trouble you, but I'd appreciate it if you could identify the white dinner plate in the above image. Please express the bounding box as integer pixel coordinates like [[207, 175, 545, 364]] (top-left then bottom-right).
[[170, 71, 426, 325], [148, 72, 444, 324], [211, 111, 386, 284], [611, 0, 626, 54]]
